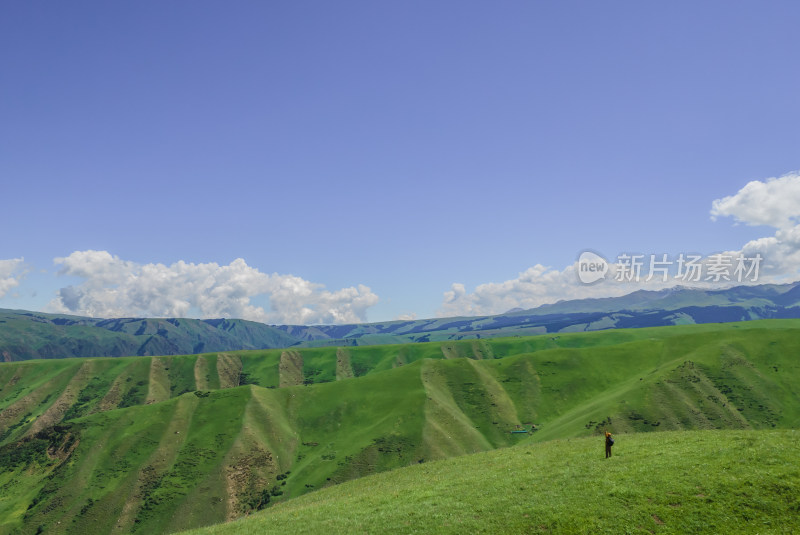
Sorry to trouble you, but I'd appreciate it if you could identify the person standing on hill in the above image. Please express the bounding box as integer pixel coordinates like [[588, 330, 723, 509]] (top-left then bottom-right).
[[605, 431, 614, 458]]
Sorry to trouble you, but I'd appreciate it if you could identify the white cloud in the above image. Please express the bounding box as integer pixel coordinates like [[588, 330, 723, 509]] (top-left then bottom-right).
[[710, 172, 800, 229], [437, 262, 661, 317], [711, 173, 800, 282], [395, 312, 418, 321], [727, 224, 800, 282], [435, 252, 792, 318], [47, 250, 379, 324], [0, 258, 26, 298], [439, 172, 800, 317]]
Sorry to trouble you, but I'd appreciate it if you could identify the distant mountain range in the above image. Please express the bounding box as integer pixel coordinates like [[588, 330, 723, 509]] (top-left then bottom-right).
[[2, 281, 799, 361], [0, 313, 296, 362]]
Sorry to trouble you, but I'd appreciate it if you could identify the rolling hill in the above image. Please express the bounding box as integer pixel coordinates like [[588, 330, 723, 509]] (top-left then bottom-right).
[[1, 320, 798, 533]]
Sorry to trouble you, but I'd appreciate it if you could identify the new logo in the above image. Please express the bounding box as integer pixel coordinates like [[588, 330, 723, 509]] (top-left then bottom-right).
[[577, 251, 608, 284]]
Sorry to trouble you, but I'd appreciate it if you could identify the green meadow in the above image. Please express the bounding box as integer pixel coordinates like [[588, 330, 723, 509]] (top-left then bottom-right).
[[0, 320, 798, 533], [183, 429, 800, 534]]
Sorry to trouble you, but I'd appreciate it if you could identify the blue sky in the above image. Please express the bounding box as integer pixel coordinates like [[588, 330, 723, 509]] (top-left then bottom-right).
[[2, 2, 799, 323]]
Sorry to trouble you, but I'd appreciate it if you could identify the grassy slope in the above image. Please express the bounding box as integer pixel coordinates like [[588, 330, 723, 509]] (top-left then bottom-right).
[[183, 429, 800, 535], [1, 320, 799, 533], [4, 320, 798, 449]]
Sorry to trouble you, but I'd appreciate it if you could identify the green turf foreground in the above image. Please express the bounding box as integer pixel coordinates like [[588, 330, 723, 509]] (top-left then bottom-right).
[[183, 430, 800, 535]]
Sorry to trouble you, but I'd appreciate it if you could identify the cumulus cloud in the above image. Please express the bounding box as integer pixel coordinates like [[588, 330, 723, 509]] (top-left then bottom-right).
[[722, 224, 800, 283], [438, 262, 663, 317], [712, 172, 800, 282], [436, 251, 786, 318], [47, 250, 378, 324], [0, 258, 26, 298], [439, 172, 800, 317], [710, 172, 800, 229]]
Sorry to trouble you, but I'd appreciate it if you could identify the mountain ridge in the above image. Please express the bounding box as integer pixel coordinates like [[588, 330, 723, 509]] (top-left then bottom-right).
[[2, 281, 799, 361]]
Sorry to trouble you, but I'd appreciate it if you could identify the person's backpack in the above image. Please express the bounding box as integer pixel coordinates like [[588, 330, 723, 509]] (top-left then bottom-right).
[[609, 437, 615, 446]]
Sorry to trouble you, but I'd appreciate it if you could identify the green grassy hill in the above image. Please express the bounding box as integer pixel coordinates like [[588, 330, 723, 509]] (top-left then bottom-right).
[[1, 321, 799, 533], [181, 429, 800, 534]]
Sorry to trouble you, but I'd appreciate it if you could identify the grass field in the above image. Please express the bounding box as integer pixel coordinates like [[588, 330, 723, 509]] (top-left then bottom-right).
[[1, 320, 799, 534], [182, 429, 800, 534]]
